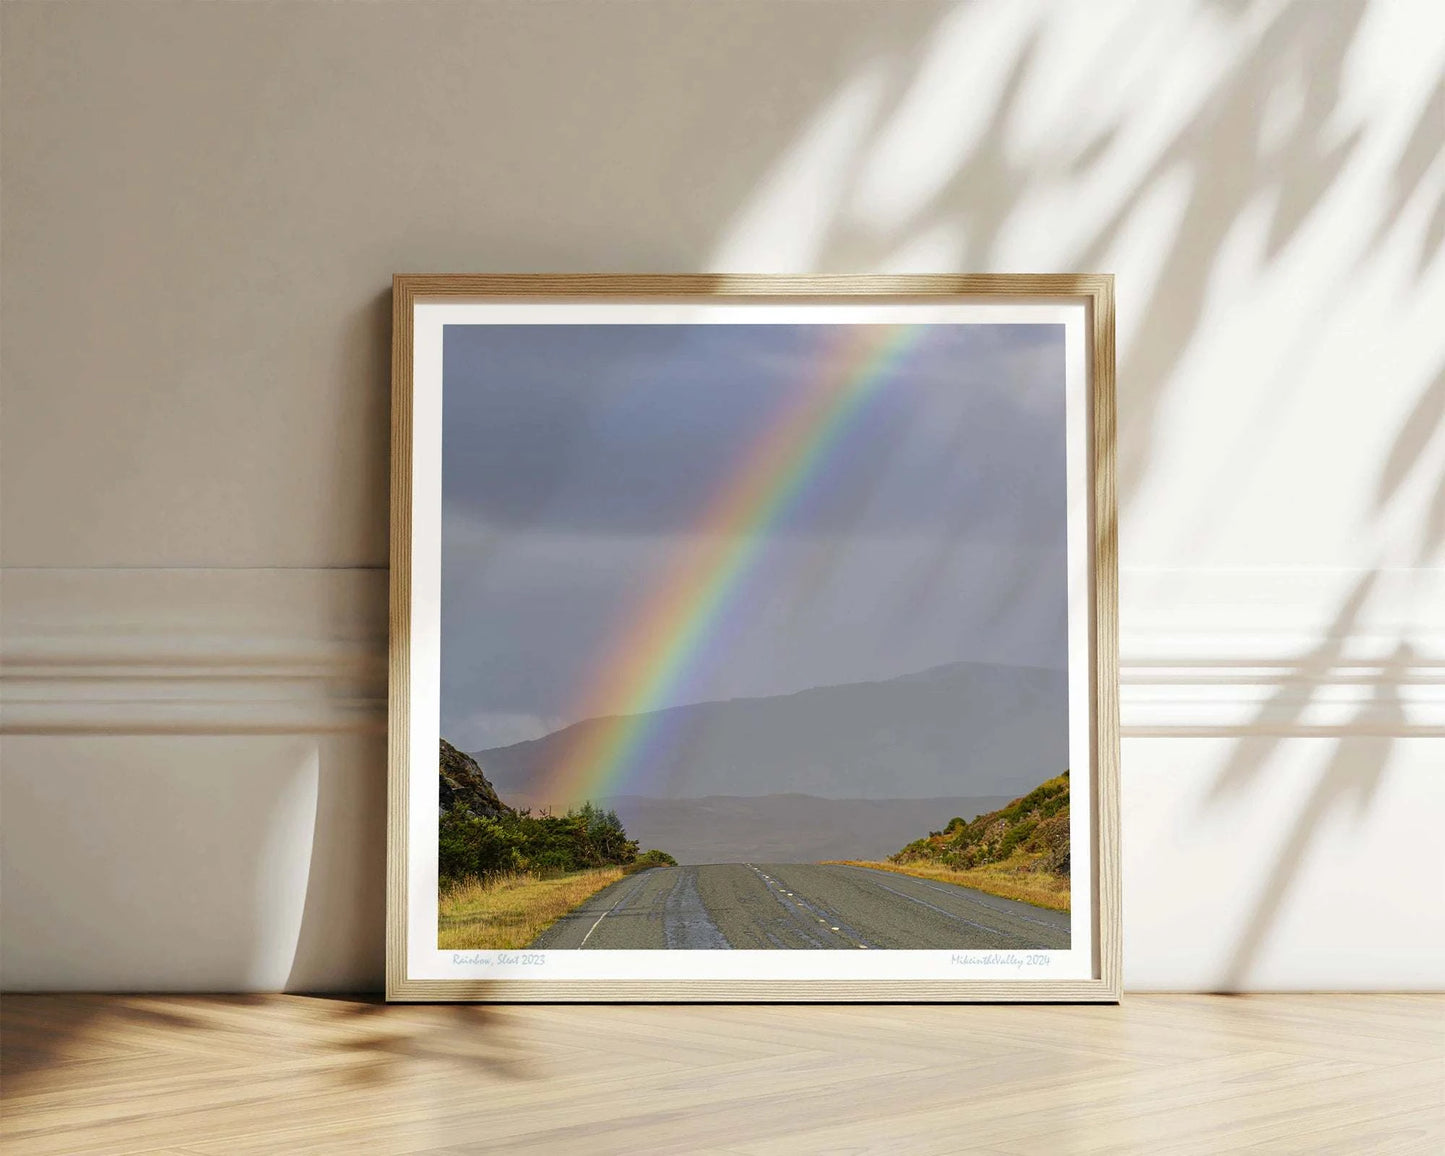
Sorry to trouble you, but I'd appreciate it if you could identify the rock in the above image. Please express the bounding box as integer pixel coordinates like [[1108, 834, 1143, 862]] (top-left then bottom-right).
[[439, 739, 512, 818]]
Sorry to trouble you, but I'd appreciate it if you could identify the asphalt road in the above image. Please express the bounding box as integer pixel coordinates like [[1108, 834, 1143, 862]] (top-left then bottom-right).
[[528, 863, 1069, 950]]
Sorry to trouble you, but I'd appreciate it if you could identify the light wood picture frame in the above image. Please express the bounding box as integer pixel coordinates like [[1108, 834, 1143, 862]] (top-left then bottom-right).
[[388, 274, 1118, 1002]]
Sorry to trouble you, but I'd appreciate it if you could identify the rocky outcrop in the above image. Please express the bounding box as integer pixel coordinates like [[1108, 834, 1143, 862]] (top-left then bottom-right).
[[439, 738, 511, 819]]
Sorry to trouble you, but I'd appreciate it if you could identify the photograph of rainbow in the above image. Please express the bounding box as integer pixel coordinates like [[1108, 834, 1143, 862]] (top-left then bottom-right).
[[435, 321, 1073, 952]]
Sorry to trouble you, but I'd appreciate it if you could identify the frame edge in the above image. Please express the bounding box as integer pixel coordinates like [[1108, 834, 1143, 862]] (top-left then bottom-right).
[[386, 275, 417, 1001], [384, 273, 1122, 1003], [1089, 275, 1122, 1002]]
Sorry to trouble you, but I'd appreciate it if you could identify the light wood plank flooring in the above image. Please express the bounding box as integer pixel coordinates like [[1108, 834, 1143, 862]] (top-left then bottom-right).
[[2, 994, 1441, 1154]]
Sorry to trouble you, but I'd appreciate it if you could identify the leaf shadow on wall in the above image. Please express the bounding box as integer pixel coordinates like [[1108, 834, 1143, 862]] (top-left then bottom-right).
[[302, 0, 1445, 1004], [685, 0, 1445, 989]]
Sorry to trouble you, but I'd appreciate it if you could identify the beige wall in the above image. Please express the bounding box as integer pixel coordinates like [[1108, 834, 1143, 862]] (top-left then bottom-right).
[[3, 0, 1442, 990]]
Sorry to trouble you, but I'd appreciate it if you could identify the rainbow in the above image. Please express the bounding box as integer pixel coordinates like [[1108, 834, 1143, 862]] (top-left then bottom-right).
[[538, 323, 926, 807]]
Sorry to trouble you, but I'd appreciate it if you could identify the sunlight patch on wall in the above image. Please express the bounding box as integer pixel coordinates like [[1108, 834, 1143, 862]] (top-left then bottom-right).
[[250, 743, 318, 989], [709, 65, 887, 271]]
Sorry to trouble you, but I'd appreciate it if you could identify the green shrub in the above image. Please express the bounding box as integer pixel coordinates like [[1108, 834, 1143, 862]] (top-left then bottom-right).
[[438, 800, 643, 887], [627, 848, 678, 873], [996, 817, 1038, 860]]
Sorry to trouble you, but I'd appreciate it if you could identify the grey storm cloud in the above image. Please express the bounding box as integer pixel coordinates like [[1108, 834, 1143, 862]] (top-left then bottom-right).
[[441, 323, 1065, 544], [439, 322, 1070, 755]]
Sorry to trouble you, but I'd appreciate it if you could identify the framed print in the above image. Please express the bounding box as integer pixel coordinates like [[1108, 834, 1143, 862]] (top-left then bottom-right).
[[387, 274, 1118, 1002]]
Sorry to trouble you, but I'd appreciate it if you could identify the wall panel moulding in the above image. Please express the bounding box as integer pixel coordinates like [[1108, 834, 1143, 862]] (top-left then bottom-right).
[[1, 568, 389, 735]]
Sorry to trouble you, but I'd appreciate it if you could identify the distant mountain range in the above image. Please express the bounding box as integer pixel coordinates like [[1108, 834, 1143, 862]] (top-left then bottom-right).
[[471, 660, 1067, 806], [602, 793, 1014, 865]]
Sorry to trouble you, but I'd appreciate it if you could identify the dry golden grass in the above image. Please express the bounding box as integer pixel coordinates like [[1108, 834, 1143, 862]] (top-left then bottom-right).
[[438, 867, 626, 950], [827, 859, 1071, 913]]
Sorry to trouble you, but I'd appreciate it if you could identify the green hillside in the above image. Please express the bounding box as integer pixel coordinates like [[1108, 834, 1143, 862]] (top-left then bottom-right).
[[893, 771, 1070, 876], [831, 772, 1070, 912]]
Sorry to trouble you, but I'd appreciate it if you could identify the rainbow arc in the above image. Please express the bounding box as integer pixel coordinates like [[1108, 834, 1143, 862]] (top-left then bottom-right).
[[538, 323, 925, 806]]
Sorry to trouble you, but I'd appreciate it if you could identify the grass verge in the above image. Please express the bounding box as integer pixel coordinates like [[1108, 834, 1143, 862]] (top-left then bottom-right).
[[438, 866, 626, 950], [826, 859, 1070, 913]]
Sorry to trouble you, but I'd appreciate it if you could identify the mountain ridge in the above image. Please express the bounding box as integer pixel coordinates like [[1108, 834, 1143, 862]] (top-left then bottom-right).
[[470, 660, 1067, 804]]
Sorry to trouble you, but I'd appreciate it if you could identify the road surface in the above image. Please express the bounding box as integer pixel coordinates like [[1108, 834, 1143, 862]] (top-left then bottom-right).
[[528, 863, 1069, 950]]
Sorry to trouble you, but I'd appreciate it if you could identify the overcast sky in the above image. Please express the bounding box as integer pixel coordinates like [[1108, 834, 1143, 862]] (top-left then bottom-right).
[[440, 322, 1067, 752]]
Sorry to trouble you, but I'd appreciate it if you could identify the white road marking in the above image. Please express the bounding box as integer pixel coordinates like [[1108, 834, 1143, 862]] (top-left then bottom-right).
[[579, 875, 649, 947], [579, 909, 611, 947], [751, 862, 881, 951]]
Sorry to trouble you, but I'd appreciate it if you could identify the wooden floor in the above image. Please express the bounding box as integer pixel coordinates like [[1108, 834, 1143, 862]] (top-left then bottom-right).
[[1, 995, 1441, 1154]]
